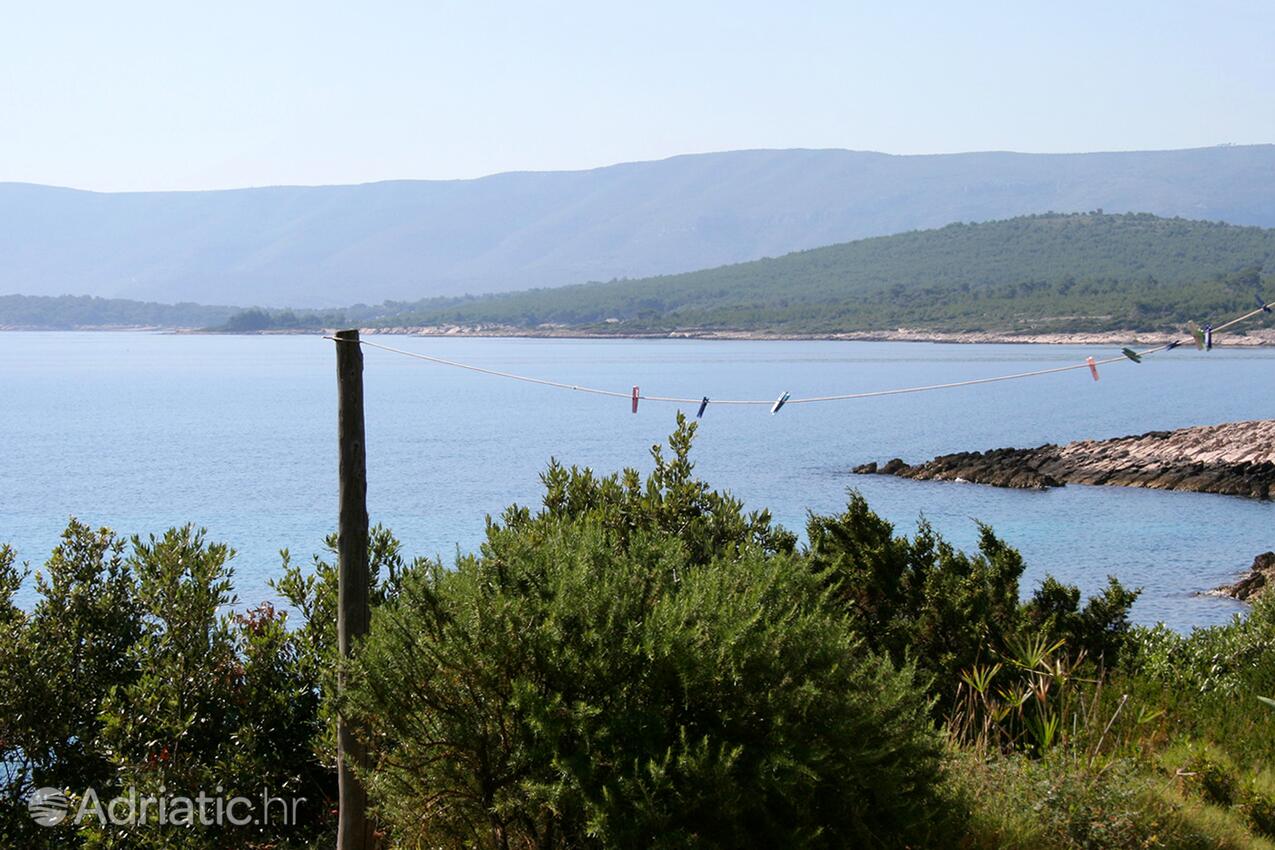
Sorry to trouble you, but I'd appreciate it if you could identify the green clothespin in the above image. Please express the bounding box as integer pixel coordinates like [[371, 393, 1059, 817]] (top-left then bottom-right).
[[1121, 347, 1142, 363], [1187, 322, 1206, 350]]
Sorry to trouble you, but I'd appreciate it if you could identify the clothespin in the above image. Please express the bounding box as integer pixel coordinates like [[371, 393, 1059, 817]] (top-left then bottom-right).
[[1121, 348, 1142, 363], [1204, 324, 1214, 351], [1166, 340, 1180, 351], [770, 391, 790, 415], [631, 386, 639, 414], [1257, 294, 1272, 314], [1188, 322, 1206, 350], [696, 397, 709, 419], [1086, 356, 1100, 381]]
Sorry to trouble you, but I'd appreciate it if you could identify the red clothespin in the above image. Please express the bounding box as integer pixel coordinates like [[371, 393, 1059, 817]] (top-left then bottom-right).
[[1086, 357, 1100, 381], [631, 386, 639, 414]]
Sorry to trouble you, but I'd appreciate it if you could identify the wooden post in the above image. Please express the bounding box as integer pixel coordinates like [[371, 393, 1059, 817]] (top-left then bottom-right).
[[335, 329, 373, 850]]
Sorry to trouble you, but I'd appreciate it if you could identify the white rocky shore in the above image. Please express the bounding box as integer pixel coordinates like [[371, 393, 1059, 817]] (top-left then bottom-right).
[[358, 325, 1275, 346]]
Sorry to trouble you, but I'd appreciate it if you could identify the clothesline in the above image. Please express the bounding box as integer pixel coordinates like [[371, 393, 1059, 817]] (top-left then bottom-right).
[[326, 299, 1273, 411]]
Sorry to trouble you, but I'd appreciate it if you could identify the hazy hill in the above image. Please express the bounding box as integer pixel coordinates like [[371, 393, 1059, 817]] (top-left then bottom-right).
[[4, 146, 1275, 307], [0, 294, 236, 329], [377, 213, 1275, 334]]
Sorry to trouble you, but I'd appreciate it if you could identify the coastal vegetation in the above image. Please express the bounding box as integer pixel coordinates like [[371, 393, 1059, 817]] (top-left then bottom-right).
[[3, 417, 1275, 848]]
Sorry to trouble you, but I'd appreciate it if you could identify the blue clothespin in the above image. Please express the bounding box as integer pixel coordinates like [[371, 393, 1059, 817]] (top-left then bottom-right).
[[696, 397, 709, 419], [1204, 324, 1214, 351], [1166, 340, 1180, 351], [1121, 348, 1142, 364], [770, 391, 790, 414], [1258, 293, 1272, 314]]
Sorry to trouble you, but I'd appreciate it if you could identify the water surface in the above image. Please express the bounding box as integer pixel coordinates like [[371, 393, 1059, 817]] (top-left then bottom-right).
[[3, 332, 1271, 630]]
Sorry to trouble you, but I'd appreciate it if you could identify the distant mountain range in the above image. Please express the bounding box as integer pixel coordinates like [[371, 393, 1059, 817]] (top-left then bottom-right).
[[3, 145, 1275, 307]]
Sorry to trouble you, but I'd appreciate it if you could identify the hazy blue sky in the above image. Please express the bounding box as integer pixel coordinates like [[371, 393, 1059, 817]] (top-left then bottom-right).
[[3, 0, 1272, 192]]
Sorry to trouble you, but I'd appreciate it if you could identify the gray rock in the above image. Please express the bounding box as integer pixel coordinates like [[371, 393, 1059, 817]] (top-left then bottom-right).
[[1213, 552, 1275, 601], [855, 419, 1275, 500]]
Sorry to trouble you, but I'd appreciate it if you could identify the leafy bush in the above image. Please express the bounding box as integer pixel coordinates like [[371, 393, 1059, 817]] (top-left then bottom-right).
[[347, 416, 955, 849], [0, 524, 336, 850], [1123, 597, 1275, 768], [1243, 774, 1275, 837], [805, 493, 1138, 721], [0, 523, 143, 848]]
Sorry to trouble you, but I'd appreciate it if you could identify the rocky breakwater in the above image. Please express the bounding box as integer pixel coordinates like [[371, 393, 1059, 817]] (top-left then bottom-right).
[[1211, 552, 1275, 602], [853, 420, 1275, 500]]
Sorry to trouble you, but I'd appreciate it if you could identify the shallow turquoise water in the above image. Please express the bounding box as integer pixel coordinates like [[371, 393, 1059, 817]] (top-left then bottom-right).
[[2, 332, 1271, 630]]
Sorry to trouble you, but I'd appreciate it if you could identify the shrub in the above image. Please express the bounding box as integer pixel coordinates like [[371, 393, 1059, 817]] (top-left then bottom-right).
[[1124, 598, 1275, 768], [0, 523, 337, 850], [348, 418, 955, 849], [954, 750, 1275, 850], [1175, 745, 1240, 807], [805, 494, 1139, 719], [1242, 775, 1275, 837], [0, 523, 143, 848]]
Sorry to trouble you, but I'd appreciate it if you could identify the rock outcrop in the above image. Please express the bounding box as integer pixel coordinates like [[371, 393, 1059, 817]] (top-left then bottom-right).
[[1212, 552, 1275, 601], [853, 420, 1275, 500]]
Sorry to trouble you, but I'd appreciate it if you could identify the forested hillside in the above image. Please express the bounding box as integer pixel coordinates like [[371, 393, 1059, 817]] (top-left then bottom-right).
[[0, 295, 236, 329], [374, 213, 1275, 334]]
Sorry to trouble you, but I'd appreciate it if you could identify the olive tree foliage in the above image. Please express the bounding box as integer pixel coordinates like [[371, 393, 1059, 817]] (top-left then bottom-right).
[[347, 415, 955, 850]]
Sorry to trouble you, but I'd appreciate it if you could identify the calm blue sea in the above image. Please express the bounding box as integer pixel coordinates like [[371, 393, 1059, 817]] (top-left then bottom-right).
[[3, 332, 1272, 630]]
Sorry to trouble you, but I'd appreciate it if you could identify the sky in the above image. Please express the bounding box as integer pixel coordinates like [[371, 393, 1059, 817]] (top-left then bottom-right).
[[2, 0, 1273, 192]]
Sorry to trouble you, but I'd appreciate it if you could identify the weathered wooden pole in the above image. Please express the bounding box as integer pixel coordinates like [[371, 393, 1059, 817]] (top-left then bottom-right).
[[335, 329, 373, 850]]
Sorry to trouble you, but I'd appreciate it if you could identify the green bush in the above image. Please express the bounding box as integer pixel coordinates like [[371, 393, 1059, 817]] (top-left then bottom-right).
[[805, 494, 1138, 723], [0, 523, 143, 848], [0, 523, 336, 850], [1242, 777, 1275, 837], [955, 750, 1275, 850], [1123, 597, 1275, 769], [347, 417, 955, 849]]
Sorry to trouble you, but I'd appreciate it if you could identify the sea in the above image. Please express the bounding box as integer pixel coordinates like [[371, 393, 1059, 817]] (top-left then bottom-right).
[[3, 331, 1272, 631]]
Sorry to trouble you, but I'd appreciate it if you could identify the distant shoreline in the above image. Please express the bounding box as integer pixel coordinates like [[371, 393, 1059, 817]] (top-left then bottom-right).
[[6, 325, 1275, 346], [348, 325, 1275, 347]]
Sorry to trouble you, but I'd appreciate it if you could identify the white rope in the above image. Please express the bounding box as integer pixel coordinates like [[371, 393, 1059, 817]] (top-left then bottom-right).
[[327, 301, 1273, 408]]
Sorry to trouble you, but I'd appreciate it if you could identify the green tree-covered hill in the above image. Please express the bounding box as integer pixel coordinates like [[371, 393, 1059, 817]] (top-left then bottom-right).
[[378, 213, 1275, 334], [0, 295, 237, 329]]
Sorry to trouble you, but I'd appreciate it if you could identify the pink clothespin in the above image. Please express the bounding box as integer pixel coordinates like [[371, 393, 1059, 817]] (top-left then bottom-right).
[[631, 386, 639, 414], [1086, 357, 1099, 381]]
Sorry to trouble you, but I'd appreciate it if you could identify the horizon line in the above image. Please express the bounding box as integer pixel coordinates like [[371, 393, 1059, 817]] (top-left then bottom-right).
[[3, 142, 1272, 196]]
